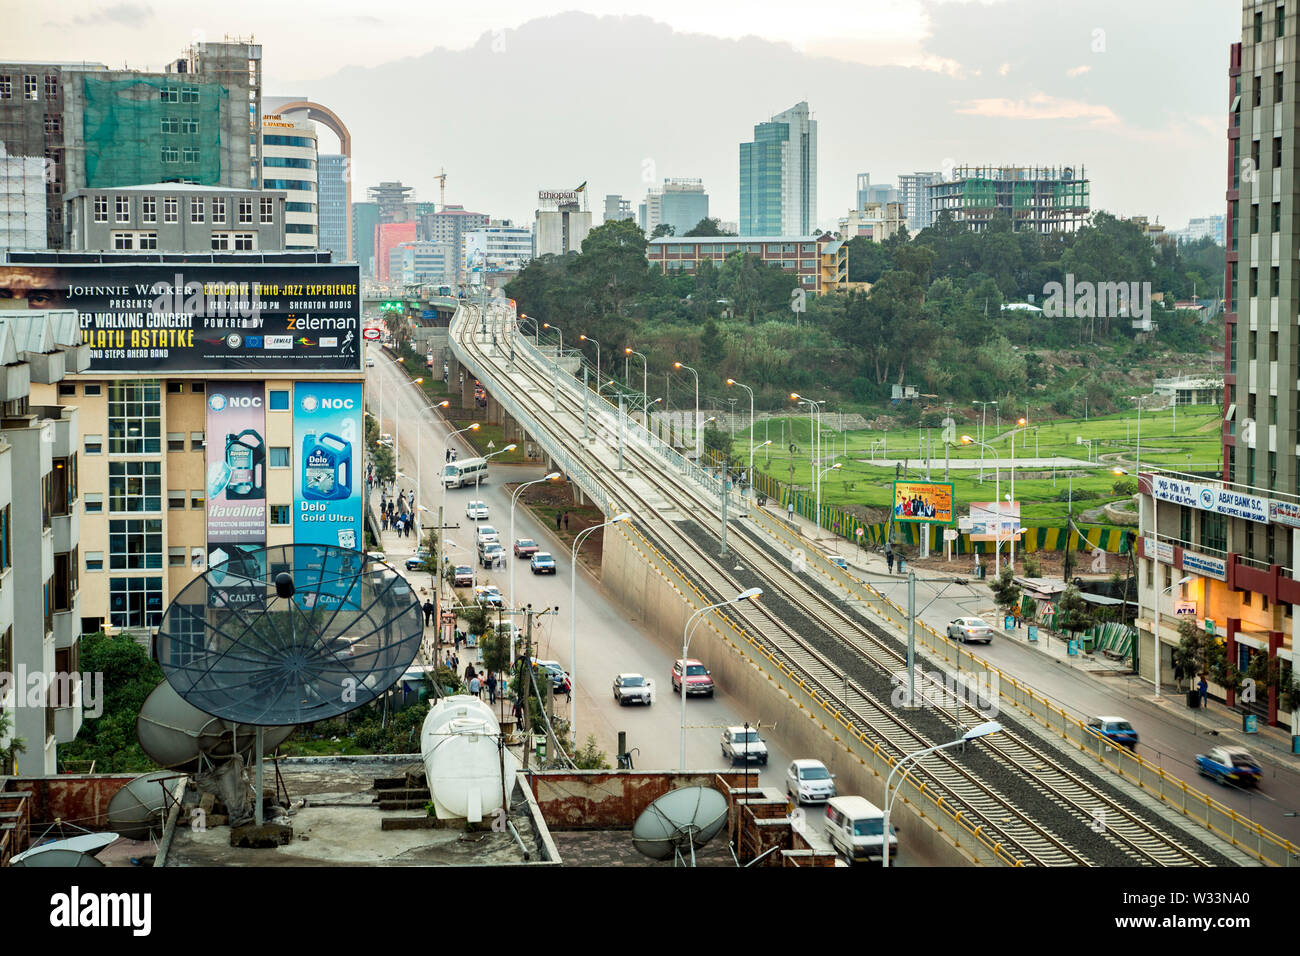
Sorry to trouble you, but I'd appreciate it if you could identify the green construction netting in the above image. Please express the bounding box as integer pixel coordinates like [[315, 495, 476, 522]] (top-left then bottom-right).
[[83, 75, 226, 187], [1054, 180, 1090, 209], [1012, 181, 1034, 210], [962, 178, 995, 208]]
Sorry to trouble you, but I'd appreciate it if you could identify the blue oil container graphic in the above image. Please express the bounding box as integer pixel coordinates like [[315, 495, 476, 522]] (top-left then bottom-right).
[[302, 431, 352, 501], [225, 429, 265, 500]]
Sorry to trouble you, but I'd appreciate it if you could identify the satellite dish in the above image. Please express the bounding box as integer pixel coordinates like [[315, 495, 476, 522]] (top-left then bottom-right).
[[10, 832, 118, 866], [106, 770, 176, 841], [136, 680, 296, 772], [154, 544, 423, 725], [631, 786, 729, 864]]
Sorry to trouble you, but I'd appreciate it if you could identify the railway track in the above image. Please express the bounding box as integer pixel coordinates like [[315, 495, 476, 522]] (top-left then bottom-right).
[[449, 306, 1218, 867]]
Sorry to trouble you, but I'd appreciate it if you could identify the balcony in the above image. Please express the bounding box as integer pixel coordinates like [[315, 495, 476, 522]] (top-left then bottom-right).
[[0, 363, 31, 402], [54, 703, 83, 744], [24, 350, 66, 386], [52, 510, 78, 555], [52, 605, 78, 650]]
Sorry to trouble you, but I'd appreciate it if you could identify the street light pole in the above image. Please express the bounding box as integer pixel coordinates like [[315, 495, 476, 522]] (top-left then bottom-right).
[[680, 588, 762, 770], [674, 362, 699, 459], [816, 462, 842, 536], [961, 436, 1000, 577], [438, 422, 480, 593], [510, 472, 560, 616], [570, 513, 633, 740], [580, 334, 601, 395], [726, 378, 754, 495], [625, 348, 648, 423], [543, 322, 563, 357]]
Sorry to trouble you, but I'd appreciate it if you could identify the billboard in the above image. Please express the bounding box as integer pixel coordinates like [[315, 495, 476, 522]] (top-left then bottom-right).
[[205, 382, 267, 607], [293, 382, 363, 551], [969, 501, 1022, 542], [0, 260, 361, 372], [892, 482, 954, 524]]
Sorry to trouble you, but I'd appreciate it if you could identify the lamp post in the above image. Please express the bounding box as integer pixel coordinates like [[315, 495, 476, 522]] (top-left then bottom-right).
[[570, 513, 633, 739], [680, 588, 762, 770], [543, 322, 563, 356], [625, 348, 648, 422], [510, 472, 561, 616], [519, 314, 539, 339], [816, 462, 842, 535], [580, 334, 601, 394], [726, 378, 754, 494], [961, 436, 1000, 577], [477, 444, 517, 497], [407, 399, 451, 541], [674, 362, 700, 459], [393, 377, 424, 493], [791, 393, 824, 516], [972, 400, 997, 482], [1007, 417, 1026, 569], [882, 721, 1002, 867], [437, 422, 480, 593]]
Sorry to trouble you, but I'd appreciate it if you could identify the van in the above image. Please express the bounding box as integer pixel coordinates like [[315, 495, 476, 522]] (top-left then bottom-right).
[[442, 457, 488, 488], [823, 796, 897, 864]]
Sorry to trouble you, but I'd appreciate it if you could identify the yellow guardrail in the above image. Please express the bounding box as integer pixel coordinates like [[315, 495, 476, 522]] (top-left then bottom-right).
[[744, 506, 1298, 867]]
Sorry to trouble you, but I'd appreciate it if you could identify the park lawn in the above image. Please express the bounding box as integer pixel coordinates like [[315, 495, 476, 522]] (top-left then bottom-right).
[[453, 420, 529, 464]]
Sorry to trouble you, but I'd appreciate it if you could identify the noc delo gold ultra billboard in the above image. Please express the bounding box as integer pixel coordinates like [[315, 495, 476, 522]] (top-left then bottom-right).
[[0, 261, 361, 372], [891, 481, 955, 524]]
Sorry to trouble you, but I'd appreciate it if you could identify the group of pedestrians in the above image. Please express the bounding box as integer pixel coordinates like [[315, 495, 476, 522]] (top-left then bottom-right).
[[380, 497, 415, 538], [555, 511, 569, 532], [463, 663, 500, 704]]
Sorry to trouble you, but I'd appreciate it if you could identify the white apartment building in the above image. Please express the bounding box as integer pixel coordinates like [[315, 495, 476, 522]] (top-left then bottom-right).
[[261, 113, 318, 249]]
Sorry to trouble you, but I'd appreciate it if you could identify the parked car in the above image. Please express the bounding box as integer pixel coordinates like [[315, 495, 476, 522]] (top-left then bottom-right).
[[452, 565, 474, 588], [473, 584, 503, 607], [1196, 746, 1262, 786], [721, 726, 768, 765], [365, 550, 386, 564], [513, 538, 540, 558], [532, 659, 568, 691], [475, 525, 500, 545], [366, 357, 375, 368], [1086, 715, 1139, 751], [947, 617, 995, 644], [465, 500, 489, 520], [671, 658, 714, 697], [404, 550, 432, 571], [530, 552, 557, 575], [613, 673, 653, 706], [786, 759, 836, 805]]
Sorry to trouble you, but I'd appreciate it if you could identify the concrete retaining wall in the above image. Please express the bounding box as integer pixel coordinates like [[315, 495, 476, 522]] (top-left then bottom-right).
[[600, 525, 985, 867]]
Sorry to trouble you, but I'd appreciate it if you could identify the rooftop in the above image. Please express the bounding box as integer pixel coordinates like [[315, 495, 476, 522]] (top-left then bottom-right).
[[648, 235, 825, 246]]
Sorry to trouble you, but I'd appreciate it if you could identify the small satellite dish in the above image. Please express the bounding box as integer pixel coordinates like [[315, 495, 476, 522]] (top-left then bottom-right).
[[10, 832, 119, 867], [631, 786, 729, 864], [107, 770, 176, 841]]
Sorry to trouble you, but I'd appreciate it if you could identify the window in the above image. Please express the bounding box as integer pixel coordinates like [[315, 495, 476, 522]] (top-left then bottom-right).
[[166, 381, 185, 394], [1251, 204, 1259, 234], [1250, 267, 1259, 297], [160, 117, 180, 134], [271, 505, 291, 525], [164, 197, 178, 223], [238, 198, 253, 224], [108, 576, 164, 629], [84, 493, 104, 514], [263, 156, 316, 169], [44, 74, 58, 99], [108, 380, 161, 453], [260, 197, 274, 223], [84, 434, 103, 455], [108, 461, 162, 513], [190, 489, 204, 510], [53, 548, 77, 611], [168, 489, 186, 510], [1255, 11, 1263, 42], [137, 233, 157, 250], [181, 86, 199, 103], [112, 233, 134, 251], [233, 233, 255, 251], [44, 114, 61, 136], [269, 390, 289, 410], [211, 233, 230, 251], [0, 505, 9, 574], [58, 383, 76, 397], [1275, 136, 1283, 169], [1254, 75, 1263, 108], [93, 195, 108, 223], [1279, 4, 1287, 36], [1273, 202, 1281, 232], [109, 519, 163, 570], [270, 447, 290, 468], [167, 432, 186, 452], [161, 146, 180, 164], [182, 147, 199, 165], [84, 383, 102, 396], [284, 223, 316, 234], [1277, 71, 1285, 103], [85, 552, 103, 572], [51, 454, 76, 516], [1252, 139, 1261, 173], [262, 134, 315, 148], [181, 118, 199, 134], [190, 432, 205, 452], [212, 197, 226, 223], [160, 87, 179, 103], [169, 547, 187, 568], [285, 202, 315, 213], [23, 75, 37, 100], [139, 195, 157, 223], [190, 198, 204, 223], [1272, 267, 1280, 296], [0, 76, 10, 99]]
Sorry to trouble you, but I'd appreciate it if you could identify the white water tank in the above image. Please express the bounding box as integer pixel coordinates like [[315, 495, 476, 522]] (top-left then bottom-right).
[[420, 695, 520, 823]]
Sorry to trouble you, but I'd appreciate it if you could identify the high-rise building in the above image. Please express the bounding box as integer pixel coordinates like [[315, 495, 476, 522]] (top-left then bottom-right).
[[464, 220, 533, 281], [838, 202, 906, 242], [898, 171, 943, 232], [856, 174, 898, 209], [369, 181, 415, 222], [375, 221, 417, 283], [739, 101, 817, 236], [260, 112, 318, 248], [927, 165, 1090, 234], [0, 40, 263, 251], [352, 201, 379, 277], [603, 194, 633, 224], [639, 179, 709, 236], [1130, 13, 1297, 728], [1178, 215, 1227, 246], [318, 155, 349, 258], [396, 240, 455, 287], [533, 190, 591, 258], [63, 184, 287, 251], [421, 204, 488, 286]]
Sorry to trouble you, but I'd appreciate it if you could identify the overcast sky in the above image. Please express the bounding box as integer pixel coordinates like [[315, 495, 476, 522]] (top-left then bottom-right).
[[3, 0, 1238, 231]]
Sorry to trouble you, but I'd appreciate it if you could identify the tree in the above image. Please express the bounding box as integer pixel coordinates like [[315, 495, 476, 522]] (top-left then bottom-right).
[[844, 236, 892, 283], [0, 707, 24, 773], [702, 424, 733, 464], [684, 217, 734, 237], [576, 218, 654, 317], [990, 566, 1022, 618], [1054, 586, 1093, 637], [371, 443, 395, 484], [572, 734, 612, 770], [58, 631, 165, 772], [479, 627, 510, 675], [650, 223, 675, 238]]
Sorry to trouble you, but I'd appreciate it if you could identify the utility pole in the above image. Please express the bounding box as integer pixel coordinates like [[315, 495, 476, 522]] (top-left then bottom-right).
[[521, 606, 533, 771]]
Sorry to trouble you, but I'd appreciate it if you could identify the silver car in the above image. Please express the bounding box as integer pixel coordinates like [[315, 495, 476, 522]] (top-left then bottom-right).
[[947, 617, 994, 644], [786, 759, 837, 805], [613, 673, 653, 706]]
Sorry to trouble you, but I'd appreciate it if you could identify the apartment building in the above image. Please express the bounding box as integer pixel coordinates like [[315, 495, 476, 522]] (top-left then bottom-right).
[[64, 183, 286, 252], [646, 234, 842, 294]]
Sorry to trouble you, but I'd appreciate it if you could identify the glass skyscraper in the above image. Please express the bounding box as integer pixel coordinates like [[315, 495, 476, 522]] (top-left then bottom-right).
[[739, 101, 817, 236], [318, 154, 349, 258]]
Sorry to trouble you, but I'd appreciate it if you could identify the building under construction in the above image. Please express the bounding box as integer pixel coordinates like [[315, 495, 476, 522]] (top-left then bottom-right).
[[927, 164, 1090, 234]]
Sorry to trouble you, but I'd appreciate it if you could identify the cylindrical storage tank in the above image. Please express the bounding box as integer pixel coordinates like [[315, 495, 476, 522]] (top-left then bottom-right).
[[420, 695, 520, 823]]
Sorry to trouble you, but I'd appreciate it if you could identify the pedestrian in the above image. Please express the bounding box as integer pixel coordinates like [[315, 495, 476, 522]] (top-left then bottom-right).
[[563, 512, 569, 531], [422, 599, 434, 627], [451, 653, 459, 673], [445, 448, 451, 463], [1012, 603, 1022, 629], [512, 697, 523, 724], [465, 663, 477, 682], [469, 674, 481, 698], [885, 542, 895, 574], [1198, 674, 1208, 707], [486, 672, 497, 704], [555, 510, 562, 531], [561, 676, 572, 702]]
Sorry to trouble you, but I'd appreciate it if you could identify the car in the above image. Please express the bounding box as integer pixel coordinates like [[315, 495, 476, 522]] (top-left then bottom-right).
[[404, 550, 432, 571], [1086, 715, 1139, 751], [478, 542, 504, 569], [532, 659, 568, 691], [721, 726, 768, 764], [365, 550, 386, 564], [828, 555, 849, 570], [379, 433, 394, 448], [613, 673, 653, 706], [473, 585, 503, 607], [513, 538, 540, 558], [947, 617, 995, 644], [786, 759, 837, 805], [530, 552, 557, 574], [452, 565, 474, 588], [366, 357, 375, 367], [475, 525, 500, 545], [1196, 746, 1262, 786], [671, 658, 714, 697], [465, 500, 489, 520]]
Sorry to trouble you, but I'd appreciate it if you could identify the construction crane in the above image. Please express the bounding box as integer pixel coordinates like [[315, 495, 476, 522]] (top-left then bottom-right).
[[434, 167, 447, 211]]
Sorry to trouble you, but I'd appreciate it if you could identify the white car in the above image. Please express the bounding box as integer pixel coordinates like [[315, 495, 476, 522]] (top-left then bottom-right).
[[613, 673, 653, 706], [721, 726, 768, 765], [786, 759, 836, 805], [379, 433, 394, 448], [947, 617, 994, 644], [366, 357, 375, 367], [465, 500, 489, 520], [475, 525, 500, 545]]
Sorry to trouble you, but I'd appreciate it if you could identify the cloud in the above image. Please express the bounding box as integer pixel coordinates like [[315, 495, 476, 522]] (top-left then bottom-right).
[[64, 2, 154, 27], [955, 93, 1119, 124], [1067, 65, 1092, 77]]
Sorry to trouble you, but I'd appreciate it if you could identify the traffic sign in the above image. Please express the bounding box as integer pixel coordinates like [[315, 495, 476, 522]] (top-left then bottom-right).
[[362, 328, 381, 340]]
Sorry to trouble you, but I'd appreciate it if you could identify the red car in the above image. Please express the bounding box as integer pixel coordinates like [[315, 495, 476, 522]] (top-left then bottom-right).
[[671, 658, 714, 697], [513, 538, 540, 558]]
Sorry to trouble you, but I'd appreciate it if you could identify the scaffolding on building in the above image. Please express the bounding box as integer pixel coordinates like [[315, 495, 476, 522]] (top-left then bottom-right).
[[930, 164, 1091, 234]]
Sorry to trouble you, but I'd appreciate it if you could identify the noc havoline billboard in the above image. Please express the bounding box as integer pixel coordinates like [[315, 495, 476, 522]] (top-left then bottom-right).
[[0, 261, 361, 372], [205, 382, 267, 607]]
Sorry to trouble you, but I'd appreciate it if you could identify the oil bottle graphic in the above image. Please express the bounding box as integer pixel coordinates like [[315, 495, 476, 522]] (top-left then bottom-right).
[[224, 429, 265, 500], [302, 431, 352, 500]]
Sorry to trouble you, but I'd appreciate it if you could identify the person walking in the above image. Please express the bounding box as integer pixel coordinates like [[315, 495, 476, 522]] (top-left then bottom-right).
[[465, 663, 477, 684], [422, 599, 435, 628], [561, 675, 572, 703], [1198, 674, 1209, 708], [469, 674, 481, 698], [1012, 603, 1022, 630], [512, 697, 523, 725], [885, 542, 895, 574], [563, 512, 569, 531], [485, 672, 497, 704], [555, 510, 562, 532]]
